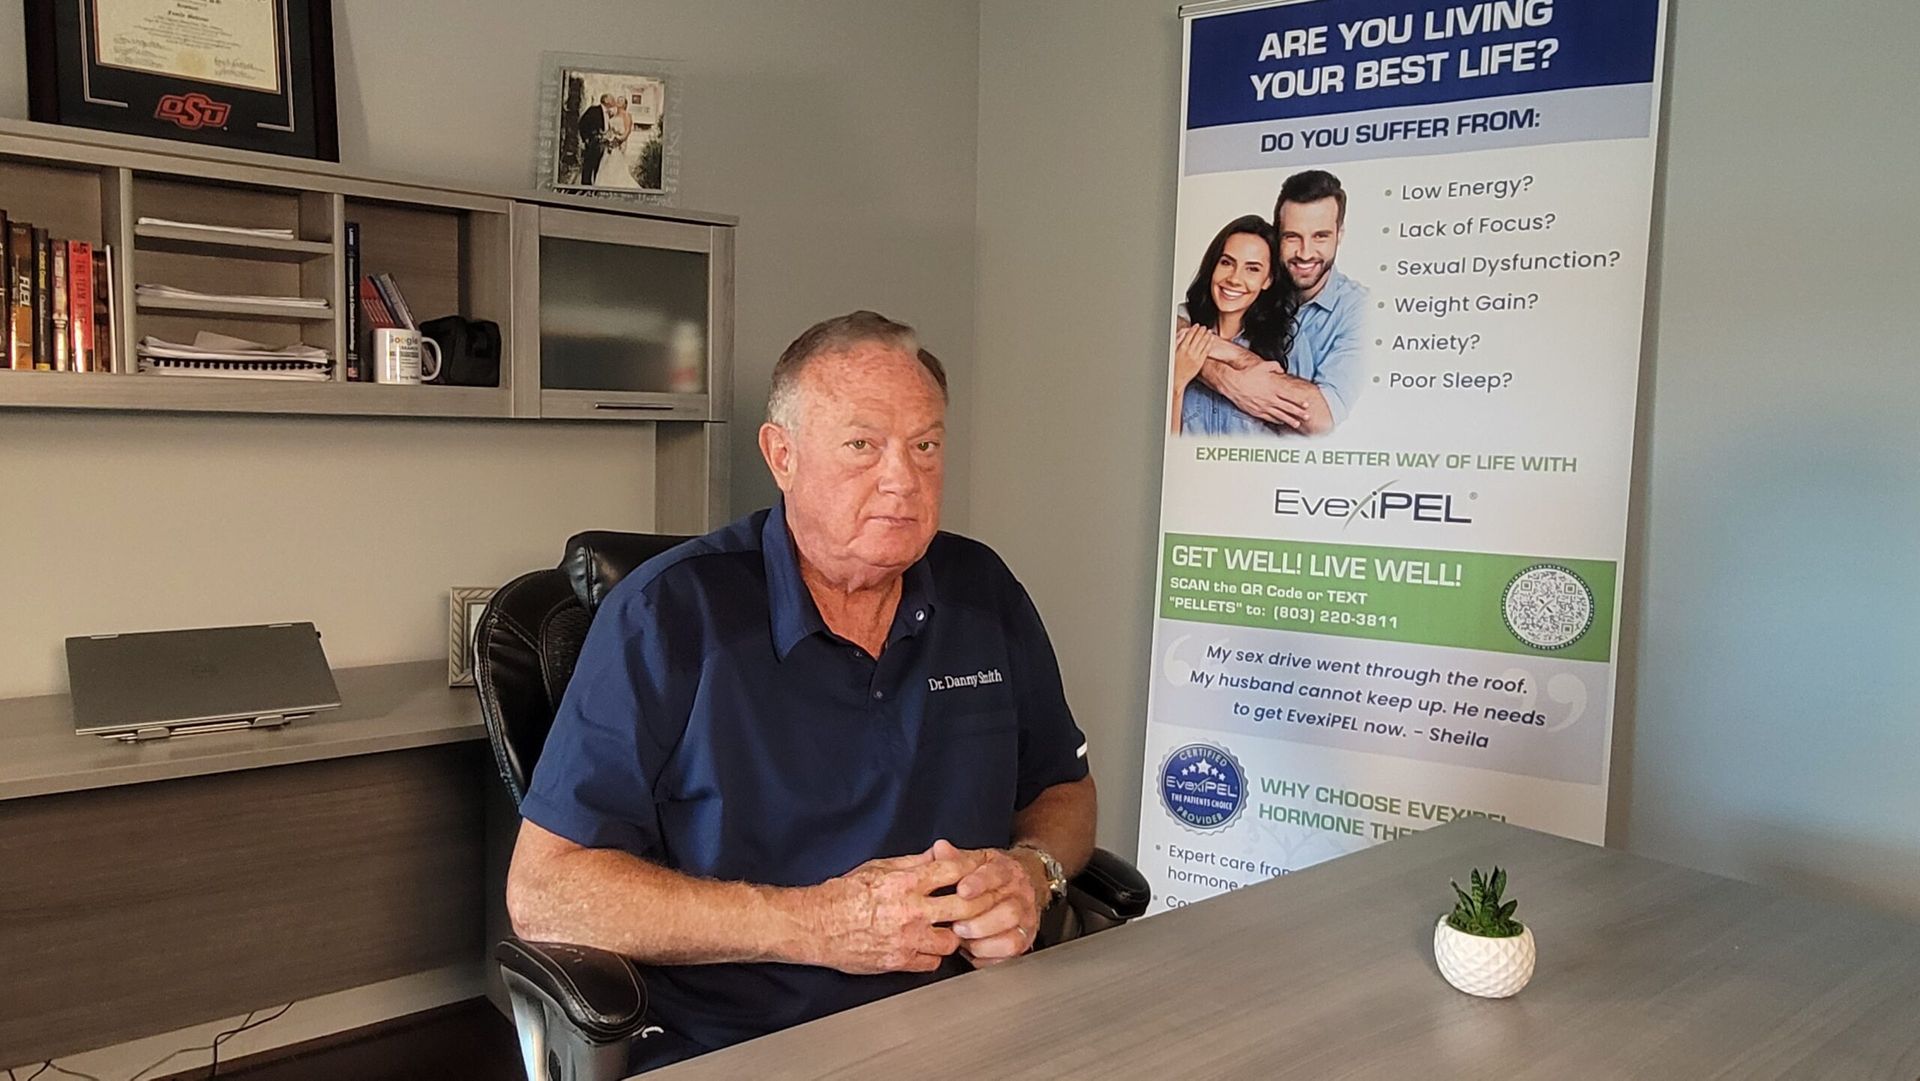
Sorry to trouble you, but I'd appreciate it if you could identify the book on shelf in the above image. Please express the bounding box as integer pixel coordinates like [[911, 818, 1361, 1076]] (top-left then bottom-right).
[[0, 209, 119, 375], [344, 220, 361, 380], [6, 220, 32, 370], [1, 212, 11, 369], [0, 211, 7, 366], [372, 273, 417, 329], [358, 275, 398, 330], [51, 241, 70, 371], [68, 240, 94, 373], [94, 246, 117, 374], [32, 228, 51, 370]]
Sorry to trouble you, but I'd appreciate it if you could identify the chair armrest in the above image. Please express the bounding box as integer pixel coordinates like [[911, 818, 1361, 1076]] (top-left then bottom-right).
[[494, 937, 649, 1045], [1067, 847, 1152, 923]]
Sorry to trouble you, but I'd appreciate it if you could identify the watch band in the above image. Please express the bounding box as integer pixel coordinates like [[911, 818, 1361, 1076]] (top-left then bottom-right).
[[1017, 843, 1069, 906]]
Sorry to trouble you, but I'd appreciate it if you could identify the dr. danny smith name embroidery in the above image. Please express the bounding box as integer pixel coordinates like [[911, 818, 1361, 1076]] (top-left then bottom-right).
[[927, 669, 1005, 691]]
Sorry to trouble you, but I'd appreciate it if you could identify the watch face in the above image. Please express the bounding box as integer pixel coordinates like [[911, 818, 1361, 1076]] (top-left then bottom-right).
[[1039, 850, 1068, 894], [1021, 845, 1067, 899]]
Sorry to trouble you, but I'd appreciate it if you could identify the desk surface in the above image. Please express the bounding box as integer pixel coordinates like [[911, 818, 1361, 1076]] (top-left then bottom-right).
[[0, 660, 485, 801], [653, 819, 1920, 1080]]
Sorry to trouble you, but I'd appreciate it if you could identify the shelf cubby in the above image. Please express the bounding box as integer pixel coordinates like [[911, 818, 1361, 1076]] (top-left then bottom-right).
[[132, 223, 334, 262]]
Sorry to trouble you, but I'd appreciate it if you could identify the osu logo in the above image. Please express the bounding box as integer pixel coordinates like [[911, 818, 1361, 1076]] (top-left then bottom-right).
[[154, 93, 231, 130]]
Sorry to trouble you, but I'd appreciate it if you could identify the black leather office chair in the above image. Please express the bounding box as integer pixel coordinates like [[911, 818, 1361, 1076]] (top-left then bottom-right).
[[472, 530, 1152, 1081]]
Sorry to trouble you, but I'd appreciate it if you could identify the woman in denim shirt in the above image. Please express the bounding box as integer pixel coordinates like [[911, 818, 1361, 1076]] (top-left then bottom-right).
[[1170, 215, 1300, 436]]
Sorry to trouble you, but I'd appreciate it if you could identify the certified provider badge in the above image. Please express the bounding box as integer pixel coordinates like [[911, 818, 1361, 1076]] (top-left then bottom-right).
[[1158, 743, 1247, 830], [1501, 563, 1595, 650]]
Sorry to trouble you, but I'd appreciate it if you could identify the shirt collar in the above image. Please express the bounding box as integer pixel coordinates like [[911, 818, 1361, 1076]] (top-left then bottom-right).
[[1303, 268, 1355, 313], [763, 500, 826, 659], [890, 550, 939, 645], [761, 499, 940, 660]]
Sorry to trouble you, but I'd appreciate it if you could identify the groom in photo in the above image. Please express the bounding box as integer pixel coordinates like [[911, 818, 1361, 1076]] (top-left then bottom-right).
[[1269, 169, 1366, 430], [577, 93, 612, 186]]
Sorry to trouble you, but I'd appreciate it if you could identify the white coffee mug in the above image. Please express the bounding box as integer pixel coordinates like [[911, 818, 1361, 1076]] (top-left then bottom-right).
[[372, 328, 443, 385]]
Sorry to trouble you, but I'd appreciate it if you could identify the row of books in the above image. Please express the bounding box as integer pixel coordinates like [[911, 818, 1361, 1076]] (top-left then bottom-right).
[[3, 212, 118, 373], [6, 210, 426, 382], [341, 221, 424, 382]]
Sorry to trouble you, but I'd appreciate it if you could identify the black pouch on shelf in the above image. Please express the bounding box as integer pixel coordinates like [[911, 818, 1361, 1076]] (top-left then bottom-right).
[[420, 315, 502, 387]]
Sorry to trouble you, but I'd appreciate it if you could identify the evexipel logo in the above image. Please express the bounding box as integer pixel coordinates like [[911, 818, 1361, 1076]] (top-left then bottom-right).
[[1274, 483, 1472, 525], [154, 92, 231, 130]]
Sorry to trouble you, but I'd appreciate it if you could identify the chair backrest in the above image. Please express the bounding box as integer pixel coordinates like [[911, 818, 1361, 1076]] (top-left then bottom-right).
[[473, 531, 688, 805]]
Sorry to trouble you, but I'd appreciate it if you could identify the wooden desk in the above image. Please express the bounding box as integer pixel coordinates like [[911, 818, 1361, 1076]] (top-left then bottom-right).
[[0, 660, 485, 801], [0, 661, 494, 1065], [652, 819, 1920, 1080]]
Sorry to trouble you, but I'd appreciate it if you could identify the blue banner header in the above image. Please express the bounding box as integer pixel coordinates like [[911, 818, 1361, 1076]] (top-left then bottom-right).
[[1187, 0, 1659, 130]]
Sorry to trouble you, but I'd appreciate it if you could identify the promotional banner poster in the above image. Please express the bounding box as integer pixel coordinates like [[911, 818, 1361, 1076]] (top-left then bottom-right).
[[1139, 0, 1667, 912]]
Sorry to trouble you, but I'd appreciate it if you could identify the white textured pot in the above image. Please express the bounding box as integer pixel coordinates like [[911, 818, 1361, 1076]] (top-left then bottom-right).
[[1434, 916, 1536, 998]]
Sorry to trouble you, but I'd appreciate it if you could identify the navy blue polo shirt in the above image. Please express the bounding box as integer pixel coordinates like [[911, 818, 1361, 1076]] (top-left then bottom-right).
[[519, 501, 1089, 1062]]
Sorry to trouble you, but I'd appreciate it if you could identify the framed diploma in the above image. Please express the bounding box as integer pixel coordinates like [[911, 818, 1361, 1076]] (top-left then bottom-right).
[[24, 0, 339, 160]]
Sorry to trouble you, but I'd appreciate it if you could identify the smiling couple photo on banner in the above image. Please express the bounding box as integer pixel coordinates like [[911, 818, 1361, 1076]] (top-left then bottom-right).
[[1170, 168, 1370, 440]]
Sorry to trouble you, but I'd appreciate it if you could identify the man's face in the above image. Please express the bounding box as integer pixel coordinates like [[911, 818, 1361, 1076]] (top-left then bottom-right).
[[761, 345, 946, 585], [1277, 196, 1343, 293], [599, 95, 614, 109]]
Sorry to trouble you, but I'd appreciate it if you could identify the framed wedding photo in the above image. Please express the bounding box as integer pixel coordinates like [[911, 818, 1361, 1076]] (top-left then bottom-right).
[[24, 0, 340, 160], [447, 586, 496, 688], [536, 55, 680, 202]]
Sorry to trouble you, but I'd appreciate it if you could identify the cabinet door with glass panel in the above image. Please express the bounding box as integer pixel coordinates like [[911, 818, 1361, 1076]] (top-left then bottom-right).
[[513, 204, 733, 421]]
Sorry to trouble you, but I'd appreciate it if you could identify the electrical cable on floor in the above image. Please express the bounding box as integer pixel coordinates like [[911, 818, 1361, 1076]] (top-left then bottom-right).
[[205, 1004, 293, 1078], [34, 1065, 99, 1081], [121, 1002, 295, 1081]]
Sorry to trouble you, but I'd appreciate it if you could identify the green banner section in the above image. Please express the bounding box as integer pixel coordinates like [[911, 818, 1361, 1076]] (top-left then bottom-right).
[[1161, 533, 1617, 663]]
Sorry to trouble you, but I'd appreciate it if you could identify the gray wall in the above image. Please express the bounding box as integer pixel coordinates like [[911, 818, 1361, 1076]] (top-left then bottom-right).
[[320, 0, 980, 522], [1611, 3, 1920, 917], [973, 1, 1920, 919], [974, 1, 1180, 861], [0, 0, 979, 697]]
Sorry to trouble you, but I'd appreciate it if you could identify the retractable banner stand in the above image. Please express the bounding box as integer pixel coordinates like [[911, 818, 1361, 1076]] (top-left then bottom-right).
[[1139, 0, 1667, 912]]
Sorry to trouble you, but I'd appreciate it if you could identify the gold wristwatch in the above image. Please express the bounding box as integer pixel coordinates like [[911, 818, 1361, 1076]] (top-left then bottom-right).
[[1017, 844, 1069, 908]]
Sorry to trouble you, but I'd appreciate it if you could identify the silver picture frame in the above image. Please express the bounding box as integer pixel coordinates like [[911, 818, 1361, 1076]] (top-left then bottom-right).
[[448, 586, 497, 688], [535, 51, 682, 205]]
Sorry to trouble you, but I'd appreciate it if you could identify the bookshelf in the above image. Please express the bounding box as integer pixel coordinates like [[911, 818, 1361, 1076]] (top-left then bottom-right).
[[0, 118, 735, 531], [0, 119, 733, 421]]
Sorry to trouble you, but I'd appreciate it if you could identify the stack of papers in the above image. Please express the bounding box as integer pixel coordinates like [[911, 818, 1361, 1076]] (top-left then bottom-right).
[[136, 217, 299, 240], [137, 332, 332, 381], [136, 283, 329, 311]]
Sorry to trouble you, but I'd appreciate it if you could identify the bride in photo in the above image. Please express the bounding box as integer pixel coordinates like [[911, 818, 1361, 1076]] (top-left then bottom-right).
[[594, 96, 641, 188]]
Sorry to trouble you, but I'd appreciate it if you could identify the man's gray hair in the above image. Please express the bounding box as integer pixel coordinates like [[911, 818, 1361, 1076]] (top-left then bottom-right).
[[765, 311, 948, 429]]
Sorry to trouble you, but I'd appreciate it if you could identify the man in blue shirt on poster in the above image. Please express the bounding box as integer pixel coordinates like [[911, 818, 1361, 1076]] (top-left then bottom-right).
[[1191, 169, 1369, 436], [506, 311, 1097, 1071]]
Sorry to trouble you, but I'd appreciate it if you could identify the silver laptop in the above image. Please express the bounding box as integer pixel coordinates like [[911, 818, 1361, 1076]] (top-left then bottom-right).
[[66, 622, 341, 741]]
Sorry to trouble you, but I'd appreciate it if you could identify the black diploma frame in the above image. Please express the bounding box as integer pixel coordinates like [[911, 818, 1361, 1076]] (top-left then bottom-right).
[[24, 0, 339, 161]]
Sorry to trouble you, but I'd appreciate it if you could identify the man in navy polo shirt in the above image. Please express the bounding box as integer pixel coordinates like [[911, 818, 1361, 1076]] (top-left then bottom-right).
[[506, 311, 1096, 1070]]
